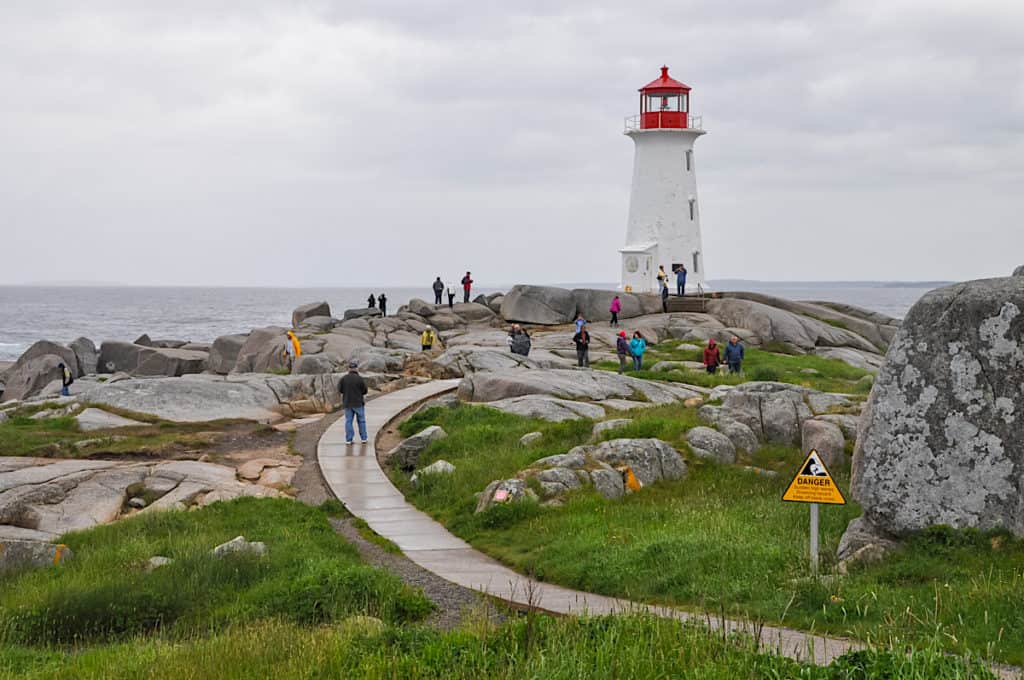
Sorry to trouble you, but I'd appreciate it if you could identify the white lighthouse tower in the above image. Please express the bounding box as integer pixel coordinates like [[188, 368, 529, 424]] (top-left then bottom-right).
[[620, 66, 707, 293]]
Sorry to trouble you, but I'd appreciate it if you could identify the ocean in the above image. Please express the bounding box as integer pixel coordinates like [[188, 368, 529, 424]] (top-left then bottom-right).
[[0, 281, 946, 361]]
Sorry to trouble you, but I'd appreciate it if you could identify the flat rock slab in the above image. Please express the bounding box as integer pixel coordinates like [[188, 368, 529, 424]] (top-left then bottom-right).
[[76, 407, 146, 431]]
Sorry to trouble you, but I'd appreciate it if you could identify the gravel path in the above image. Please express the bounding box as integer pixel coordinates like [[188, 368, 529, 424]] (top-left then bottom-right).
[[290, 404, 504, 630]]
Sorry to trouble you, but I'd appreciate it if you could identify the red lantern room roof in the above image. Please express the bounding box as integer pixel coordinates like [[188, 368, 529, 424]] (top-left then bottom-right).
[[639, 66, 691, 94]]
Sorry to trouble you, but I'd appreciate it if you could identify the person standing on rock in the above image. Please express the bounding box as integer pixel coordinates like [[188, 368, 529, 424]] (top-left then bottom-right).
[[703, 339, 723, 375], [574, 314, 588, 334], [420, 326, 437, 352], [724, 335, 744, 375], [283, 331, 302, 370], [367, 294, 376, 309], [378, 293, 388, 318], [461, 272, 474, 303], [573, 323, 591, 368], [629, 331, 647, 371], [615, 331, 630, 374], [656, 265, 668, 292], [339, 360, 369, 445], [58, 362, 73, 397], [610, 295, 622, 327], [508, 324, 531, 357], [661, 281, 669, 313], [446, 281, 456, 308], [675, 264, 687, 297], [432, 277, 444, 305]]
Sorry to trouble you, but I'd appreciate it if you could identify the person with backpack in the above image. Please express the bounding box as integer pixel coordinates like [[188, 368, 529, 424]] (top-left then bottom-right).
[[615, 331, 630, 374], [703, 339, 723, 375], [432, 277, 444, 305], [609, 295, 622, 327], [461, 272, 474, 303], [338, 361, 369, 444], [378, 293, 388, 318], [446, 281, 456, 308], [58, 362, 74, 396], [508, 324, 532, 356], [724, 335, 745, 374], [420, 326, 437, 352], [572, 323, 591, 368], [675, 264, 687, 297], [629, 331, 647, 371]]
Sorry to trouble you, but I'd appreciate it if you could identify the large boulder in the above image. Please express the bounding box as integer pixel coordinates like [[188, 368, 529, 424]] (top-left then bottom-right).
[[717, 382, 813, 446], [801, 419, 846, 469], [209, 334, 248, 374], [134, 347, 208, 377], [408, 298, 437, 317], [426, 347, 565, 378], [292, 301, 331, 328], [233, 327, 289, 373], [98, 341, 145, 374], [11, 340, 81, 377], [383, 425, 448, 471], [0, 539, 72, 573], [572, 289, 642, 323], [69, 337, 98, 375], [451, 302, 495, 324], [500, 285, 577, 325], [1014, 265, 1024, 277], [685, 426, 737, 464], [343, 308, 383, 322], [850, 277, 1024, 537], [296, 316, 337, 332], [705, 298, 880, 353], [483, 395, 606, 422], [458, 368, 702, 407], [580, 438, 687, 486], [1, 355, 66, 401]]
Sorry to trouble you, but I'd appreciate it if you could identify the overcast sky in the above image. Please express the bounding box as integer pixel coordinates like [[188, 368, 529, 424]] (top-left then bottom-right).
[[1, 0, 1022, 287]]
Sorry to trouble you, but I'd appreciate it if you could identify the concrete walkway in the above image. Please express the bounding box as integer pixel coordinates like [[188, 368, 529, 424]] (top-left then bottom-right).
[[316, 380, 1017, 674]]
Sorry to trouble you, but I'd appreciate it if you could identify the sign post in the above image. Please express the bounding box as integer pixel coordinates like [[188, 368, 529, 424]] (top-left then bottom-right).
[[782, 449, 846, 576]]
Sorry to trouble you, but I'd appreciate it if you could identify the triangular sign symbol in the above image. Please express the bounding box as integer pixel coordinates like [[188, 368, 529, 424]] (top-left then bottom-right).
[[782, 449, 847, 505]]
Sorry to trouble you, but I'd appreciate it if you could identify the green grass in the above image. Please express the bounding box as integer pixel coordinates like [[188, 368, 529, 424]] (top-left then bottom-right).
[[0, 614, 997, 679], [396, 404, 1024, 665], [598, 341, 874, 394], [0, 498, 432, 647], [0, 409, 252, 458]]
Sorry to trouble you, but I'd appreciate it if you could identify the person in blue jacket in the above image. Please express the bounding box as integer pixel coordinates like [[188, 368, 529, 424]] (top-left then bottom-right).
[[724, 335, 745, 374], [675, 264, 687, 297], [629, 331, 647, 371]]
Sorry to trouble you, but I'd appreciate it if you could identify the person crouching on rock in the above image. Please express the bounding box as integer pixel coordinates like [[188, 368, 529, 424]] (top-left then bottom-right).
[[420, 326, 437, 352], [339, 360, 369, 445], [508, 324, 531, 357], [629, 331, 647, 371], [573, 323, 591, 368], [703, 339, 723, 375], [58, 362, 74, 397], [615, 331, 630, 374], [724, 335, 745, 375]]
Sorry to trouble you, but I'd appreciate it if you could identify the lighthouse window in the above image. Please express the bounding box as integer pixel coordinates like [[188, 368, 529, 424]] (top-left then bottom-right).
[[692, 252, 700, 274], [688, 198, 696, 220], [685, 150, 692, 171]]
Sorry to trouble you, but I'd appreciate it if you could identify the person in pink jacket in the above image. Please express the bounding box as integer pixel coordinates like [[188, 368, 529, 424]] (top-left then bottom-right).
[[609, 295, 622, 327]]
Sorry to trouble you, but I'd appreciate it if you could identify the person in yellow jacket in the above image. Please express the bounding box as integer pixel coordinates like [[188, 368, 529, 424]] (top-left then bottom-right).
[[420, 326, 437, 352], [284, 330, 302, 368]]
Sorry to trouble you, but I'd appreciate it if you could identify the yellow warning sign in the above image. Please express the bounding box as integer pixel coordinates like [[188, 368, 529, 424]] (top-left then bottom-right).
[[782, 449, 846, 505]]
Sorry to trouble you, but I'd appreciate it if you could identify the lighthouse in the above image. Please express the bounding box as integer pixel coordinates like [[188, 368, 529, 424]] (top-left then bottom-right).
[[620, 66, 707, 293]]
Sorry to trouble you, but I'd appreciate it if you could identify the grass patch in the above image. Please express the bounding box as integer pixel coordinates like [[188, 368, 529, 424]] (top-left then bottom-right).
[[396, 403, 1024, 665], [603, 343, 873, 394], [0, 614, 997, 679], [0, 498, 432, 647], [351, 518, 403, 554]]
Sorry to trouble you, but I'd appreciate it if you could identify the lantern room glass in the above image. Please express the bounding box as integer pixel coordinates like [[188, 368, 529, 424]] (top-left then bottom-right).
[[643, 93, 687, 113]]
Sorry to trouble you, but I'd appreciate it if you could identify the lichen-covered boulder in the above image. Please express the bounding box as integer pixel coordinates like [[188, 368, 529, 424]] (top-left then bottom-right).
[[383, 425, 448, 471], [475, 479, 534, 513], [685, 426, 737, 464], [582, 438, 687, 486], [850, 277, 1024, 537], [801, 419, 845, 469]]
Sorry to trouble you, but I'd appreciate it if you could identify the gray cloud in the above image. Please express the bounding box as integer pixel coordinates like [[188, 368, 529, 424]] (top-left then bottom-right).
[[1, 0, 1021, 286]]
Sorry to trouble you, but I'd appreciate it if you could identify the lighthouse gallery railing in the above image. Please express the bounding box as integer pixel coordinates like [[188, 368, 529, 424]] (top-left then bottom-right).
[[624, 114, 703, 133]]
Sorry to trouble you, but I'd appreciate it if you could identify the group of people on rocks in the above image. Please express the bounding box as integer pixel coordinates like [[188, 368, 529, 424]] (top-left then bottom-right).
[[430, 272, 474, 308], [366, 293, 388, 317], [702, 336, 745, 374]]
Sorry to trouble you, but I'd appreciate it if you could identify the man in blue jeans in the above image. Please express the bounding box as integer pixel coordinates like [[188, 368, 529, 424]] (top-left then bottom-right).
[[338, 360, 369, 444]]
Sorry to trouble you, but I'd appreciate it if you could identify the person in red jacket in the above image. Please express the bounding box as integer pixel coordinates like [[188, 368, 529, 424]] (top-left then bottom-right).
[[702, 339, 722, 375], [461, 272, 474, 303]]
